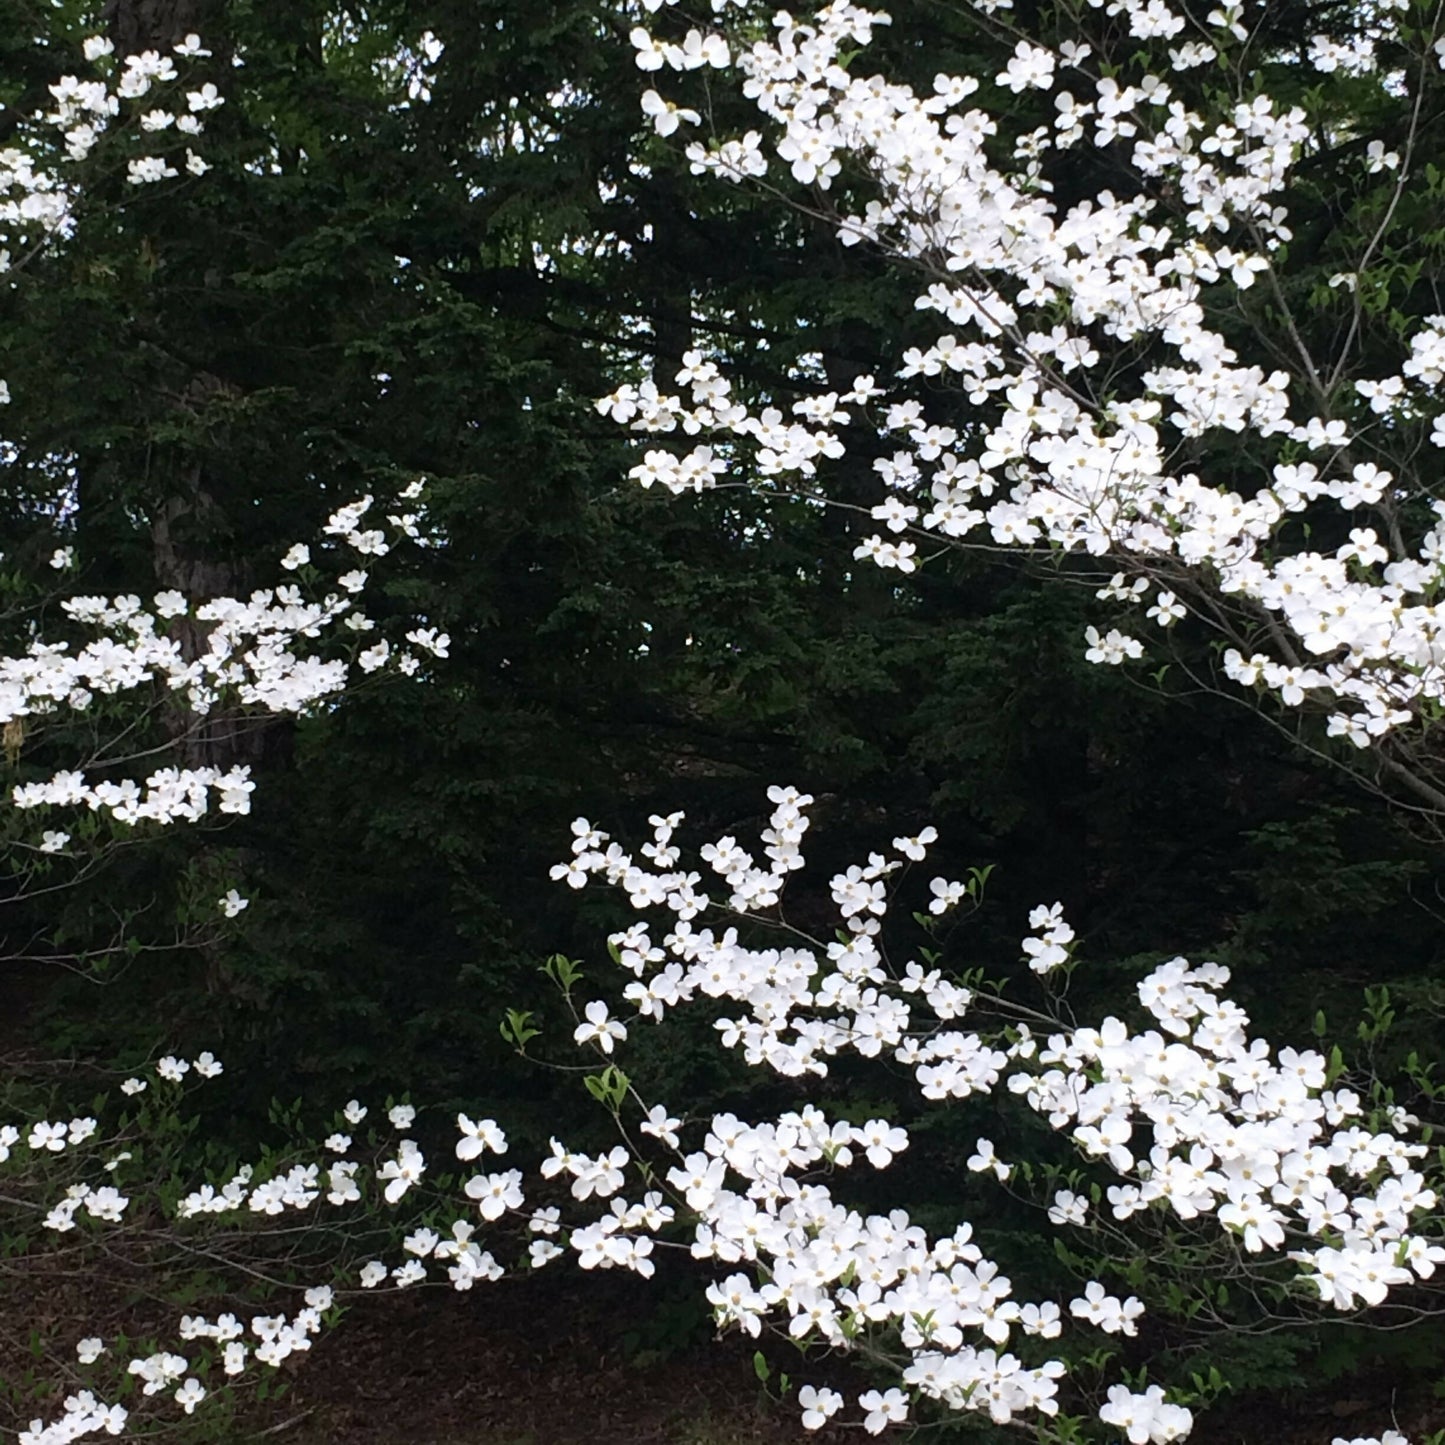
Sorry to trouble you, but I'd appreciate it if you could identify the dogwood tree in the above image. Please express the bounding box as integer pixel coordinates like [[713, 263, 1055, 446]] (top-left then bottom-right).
[[3, 2, 1444, 1443], [0, 28, 449, 978], [580, 0, 1445, 1433], [605, 0, 1445, 808]]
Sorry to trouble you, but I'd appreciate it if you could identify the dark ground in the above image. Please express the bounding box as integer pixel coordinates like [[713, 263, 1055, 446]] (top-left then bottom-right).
[[240, 1278, 1444, 1445], [236, 1273, 821, 1445], [6, 1245, 1441, 1444]]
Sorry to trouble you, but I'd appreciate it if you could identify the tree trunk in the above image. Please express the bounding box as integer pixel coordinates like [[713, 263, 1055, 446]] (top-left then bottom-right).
[[104, 0, 282, 776], [103, 0, 218, 51]]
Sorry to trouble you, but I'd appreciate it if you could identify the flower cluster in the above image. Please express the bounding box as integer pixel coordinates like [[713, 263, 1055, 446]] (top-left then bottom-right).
[[3, 1055, 353, 1444], [8, 812, 1434, 1445], [1101, 1383, 1194, 1445], [2, 34, 222, 425], [603, 0, 1445, 749], [19, 1287, 339, 1445], [6, 488, 442, 832], [544, 787, 1440, 1437]]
